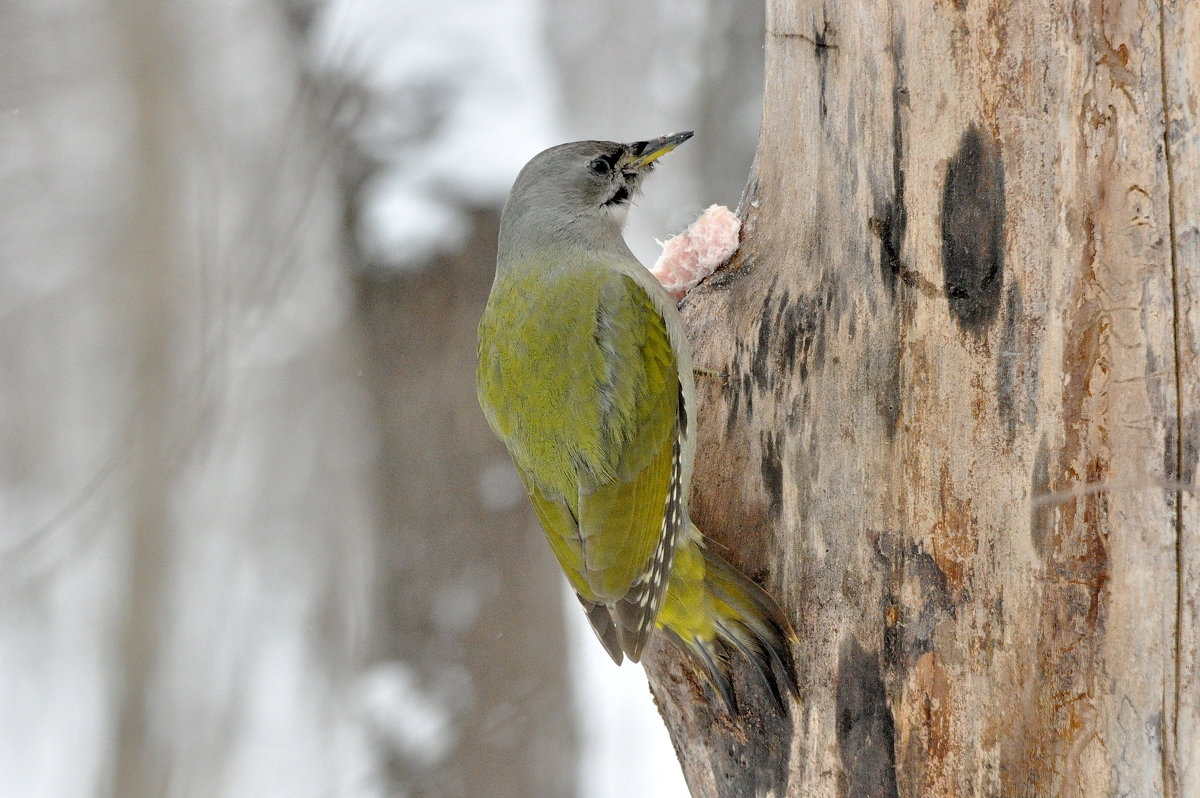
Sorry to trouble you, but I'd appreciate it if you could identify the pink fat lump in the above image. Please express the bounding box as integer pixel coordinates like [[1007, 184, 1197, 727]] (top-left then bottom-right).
[[649, 204, 741, 301]]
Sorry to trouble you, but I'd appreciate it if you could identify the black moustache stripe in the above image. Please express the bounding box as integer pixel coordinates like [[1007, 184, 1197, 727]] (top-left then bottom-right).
[[605, 185, 630, 206]]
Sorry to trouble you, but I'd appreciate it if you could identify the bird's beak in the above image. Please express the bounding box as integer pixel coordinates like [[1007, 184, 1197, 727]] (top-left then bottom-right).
[[626, 131, 694, 168]]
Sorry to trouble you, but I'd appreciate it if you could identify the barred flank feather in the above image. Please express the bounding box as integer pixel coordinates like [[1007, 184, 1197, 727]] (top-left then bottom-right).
[[656, 524, 799, 715]]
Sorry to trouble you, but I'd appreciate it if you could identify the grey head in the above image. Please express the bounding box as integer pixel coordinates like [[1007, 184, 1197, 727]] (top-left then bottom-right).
[[498, 132, 693, 264]]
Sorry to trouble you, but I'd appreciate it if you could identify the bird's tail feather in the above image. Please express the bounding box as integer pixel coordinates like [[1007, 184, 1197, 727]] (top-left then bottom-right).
[[657, 528, 798, 714]]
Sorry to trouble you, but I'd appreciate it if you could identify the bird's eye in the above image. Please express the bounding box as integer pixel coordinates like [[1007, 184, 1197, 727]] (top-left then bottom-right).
[[588, 157, 611, 176]]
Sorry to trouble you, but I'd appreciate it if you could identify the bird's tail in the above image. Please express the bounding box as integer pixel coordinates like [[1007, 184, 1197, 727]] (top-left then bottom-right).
[[655, 523, 799, 714]]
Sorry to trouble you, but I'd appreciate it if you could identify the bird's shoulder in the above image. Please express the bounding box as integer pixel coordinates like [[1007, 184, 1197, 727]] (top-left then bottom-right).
[[480, 247, 669, 353], [476, 248, 680, 484]]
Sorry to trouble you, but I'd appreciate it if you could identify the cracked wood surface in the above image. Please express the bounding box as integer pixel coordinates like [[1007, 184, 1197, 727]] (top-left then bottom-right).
[[642, 1, 1200, 795]]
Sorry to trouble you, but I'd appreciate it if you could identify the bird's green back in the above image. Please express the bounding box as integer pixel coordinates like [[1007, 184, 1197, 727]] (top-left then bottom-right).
[[477, 247, 679, 606]]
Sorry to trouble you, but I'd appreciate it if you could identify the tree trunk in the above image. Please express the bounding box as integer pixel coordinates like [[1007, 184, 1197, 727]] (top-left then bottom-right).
[[643, 1, 1200, 796]]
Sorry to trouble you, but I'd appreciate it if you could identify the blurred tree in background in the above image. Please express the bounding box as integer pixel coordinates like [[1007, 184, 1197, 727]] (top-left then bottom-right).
[[2, 0, 385, 794]]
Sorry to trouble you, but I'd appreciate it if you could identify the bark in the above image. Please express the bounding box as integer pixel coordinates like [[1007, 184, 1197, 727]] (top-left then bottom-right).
[[642, 1, 1200, 796]]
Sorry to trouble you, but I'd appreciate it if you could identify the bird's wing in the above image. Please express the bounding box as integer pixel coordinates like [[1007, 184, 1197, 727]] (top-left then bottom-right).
[[574, 593, 625, 665], [477, 258, 682, 662], [574, 271, 683, 661]]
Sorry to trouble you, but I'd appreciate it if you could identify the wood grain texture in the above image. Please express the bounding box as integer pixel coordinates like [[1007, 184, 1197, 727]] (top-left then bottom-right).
[[642, 1, 1199, 795], [1162, 0, 1200, 790]]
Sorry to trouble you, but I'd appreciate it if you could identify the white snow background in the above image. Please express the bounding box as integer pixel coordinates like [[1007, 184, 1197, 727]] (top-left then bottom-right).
[[309, 0, 563, 269]]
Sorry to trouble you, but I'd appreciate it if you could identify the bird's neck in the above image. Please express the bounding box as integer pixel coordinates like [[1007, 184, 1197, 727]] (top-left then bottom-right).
[[497, 209, 635, 271]]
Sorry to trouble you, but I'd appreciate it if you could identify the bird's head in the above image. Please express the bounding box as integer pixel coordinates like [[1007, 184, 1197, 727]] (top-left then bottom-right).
[[499, 131, 693, 259]]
